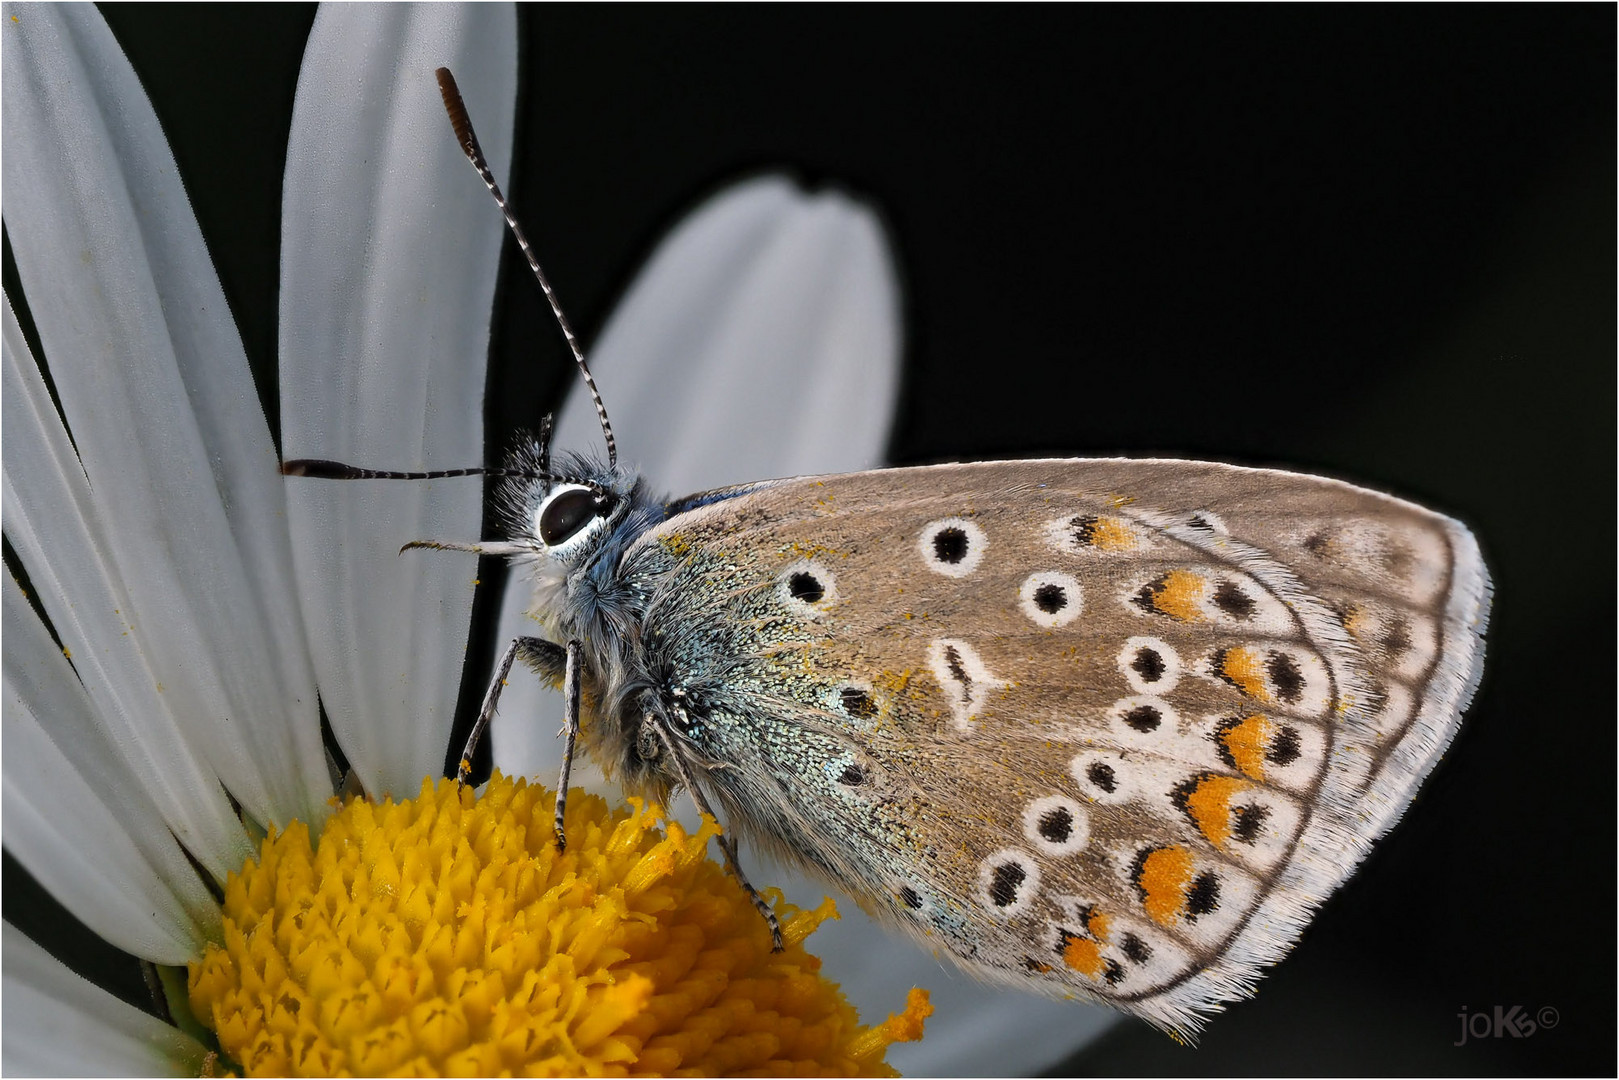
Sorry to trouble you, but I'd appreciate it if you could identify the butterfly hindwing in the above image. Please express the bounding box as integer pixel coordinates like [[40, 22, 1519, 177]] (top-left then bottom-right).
[[615, 457, 1489, 1036]]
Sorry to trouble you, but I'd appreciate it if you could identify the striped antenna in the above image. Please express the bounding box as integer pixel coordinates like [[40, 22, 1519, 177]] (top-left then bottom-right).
[[535, 412, 554, 478], [280, 459, 550, 483], [436, 67, 618, 469], [280, 457, 609, 503]]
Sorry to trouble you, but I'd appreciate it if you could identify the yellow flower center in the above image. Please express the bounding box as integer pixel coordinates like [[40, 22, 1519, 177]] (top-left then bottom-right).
[[188, 773, 929, 1076]]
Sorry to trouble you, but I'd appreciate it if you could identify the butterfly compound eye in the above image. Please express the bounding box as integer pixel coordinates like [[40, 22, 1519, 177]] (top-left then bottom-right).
[[538, 486, 608, 547]]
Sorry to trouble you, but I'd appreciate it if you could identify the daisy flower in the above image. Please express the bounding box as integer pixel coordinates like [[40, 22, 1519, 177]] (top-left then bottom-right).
[[3, 4, 927, 1073], [3, 3, 1106, 1075]]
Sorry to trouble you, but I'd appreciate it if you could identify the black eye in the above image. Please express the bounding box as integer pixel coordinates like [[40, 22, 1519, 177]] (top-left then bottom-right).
[[538, 487, 606, 546]]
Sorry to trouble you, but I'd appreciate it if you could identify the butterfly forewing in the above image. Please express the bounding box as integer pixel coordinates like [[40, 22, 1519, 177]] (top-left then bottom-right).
[[620, 457, 1489, 1036]]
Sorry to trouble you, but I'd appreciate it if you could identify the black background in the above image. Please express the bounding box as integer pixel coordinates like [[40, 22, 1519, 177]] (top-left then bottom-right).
[[4, 6, 1613, 1075]]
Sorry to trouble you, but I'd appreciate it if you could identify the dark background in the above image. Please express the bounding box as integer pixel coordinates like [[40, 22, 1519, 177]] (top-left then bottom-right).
[[4, 6, 1612, 1075]]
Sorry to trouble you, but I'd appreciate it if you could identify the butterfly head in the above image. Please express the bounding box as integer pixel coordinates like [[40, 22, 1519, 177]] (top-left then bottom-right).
[[495, 437, 636, 559], [490, 436, 668, 631], [535, 482, 614, 550]]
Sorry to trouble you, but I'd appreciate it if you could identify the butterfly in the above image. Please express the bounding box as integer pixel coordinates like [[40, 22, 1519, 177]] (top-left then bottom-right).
[[284, 69, 1491, 1040]]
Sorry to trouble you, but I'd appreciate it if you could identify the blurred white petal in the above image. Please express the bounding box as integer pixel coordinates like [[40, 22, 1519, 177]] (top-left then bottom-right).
[[829, 946, 1116, 1077], [280, 4, 517, 797], [1, 923, 208, 1077], [3, 574, 218, 961], [2, 297, 251, 879], [1, 3, 329, 830], [560, 174, 901, 489]]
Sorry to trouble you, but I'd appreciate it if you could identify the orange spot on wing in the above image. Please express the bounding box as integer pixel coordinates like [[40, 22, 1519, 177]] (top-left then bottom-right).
[[1137, 846, 1194, 926], [1151, 569, 1205, 621], [1090, 517, 1137, 551], [1179, 775, 1252, 849], [1061, 935, 1106, 978], [1221, 714, 1273, 780], [1086, 908, 1112, 943], [1218, 647, 1269, 700]]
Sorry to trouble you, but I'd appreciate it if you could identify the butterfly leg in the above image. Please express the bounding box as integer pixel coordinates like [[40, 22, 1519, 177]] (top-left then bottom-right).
[[456, 635, 565, 784], [552, 639, 582, 852], [650, 718, 785, 952], [716, 834, 784, 953]]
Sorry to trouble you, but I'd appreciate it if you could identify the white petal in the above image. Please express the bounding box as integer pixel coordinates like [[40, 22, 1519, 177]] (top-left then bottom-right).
[[828, 940, 1117, 1077], [494, 175, 899, 776], [4, 573, 220, 959], [280, 3, 518, 797], [2, 923, 207, 1077], [0, 4, 329, 829], [3, 297, 252, 880], [564, 175, 901, 491], [3, 700, 205, 965]]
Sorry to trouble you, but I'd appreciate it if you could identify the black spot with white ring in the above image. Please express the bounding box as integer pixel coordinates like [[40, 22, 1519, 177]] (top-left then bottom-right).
[[1124, 704, 1161, 732], [1120, 636, 1182, 694], [789, 571, 823, 603], [777, 559, 839, 617], [1185, 872, 1221, 919], [1268, 725, 1303, 767], [978, 850, 1040, 916], [1023, 795, 1090, 855], [1019, 571, 1084, 628], [1109, 695, 1179, 742], [1040, 807, 1072, 842], [927, 638, 1007, 731], [1266, 650, 1305, 704], [1071, 750, 1134, 804], [933, 527, 968, 563], [989, 863, 1025, 907], [1212, 580, 1256, 620], [1231, 802, 1272, 844], [918, 517, 987, 577]]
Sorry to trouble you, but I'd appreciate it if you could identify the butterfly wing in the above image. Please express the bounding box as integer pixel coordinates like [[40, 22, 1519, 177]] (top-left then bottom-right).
[[619, 458, 1490, 1037]]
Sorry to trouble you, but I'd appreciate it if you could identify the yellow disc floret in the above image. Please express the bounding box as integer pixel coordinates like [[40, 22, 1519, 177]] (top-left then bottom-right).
[[188, 773, 928, 1076]]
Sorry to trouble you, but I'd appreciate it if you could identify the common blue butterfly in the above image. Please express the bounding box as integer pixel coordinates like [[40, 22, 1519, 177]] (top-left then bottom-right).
[[284, 68, 1491, 1039]]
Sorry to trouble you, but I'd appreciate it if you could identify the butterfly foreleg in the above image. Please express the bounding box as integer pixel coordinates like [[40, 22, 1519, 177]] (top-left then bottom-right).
[[649, 717, 785, 952], [553, 639, 582, 851], [456, 634, 566, 784]]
